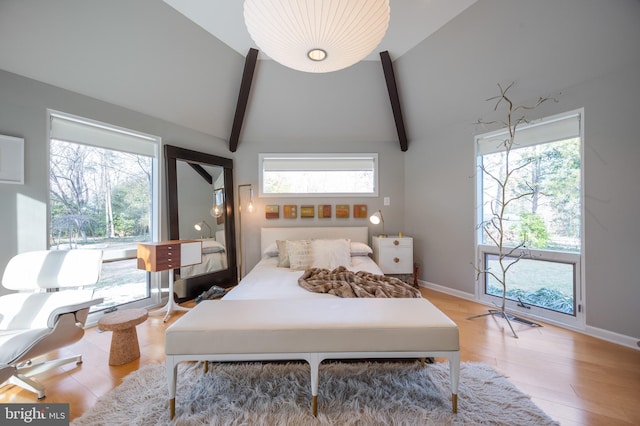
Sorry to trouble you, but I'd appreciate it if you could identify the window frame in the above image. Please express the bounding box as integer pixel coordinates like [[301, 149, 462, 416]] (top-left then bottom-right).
[[259, 153, 379, 198], [474, 109, 585, 330], [477, 244, 583, 327], [47, 109, 162, 323]]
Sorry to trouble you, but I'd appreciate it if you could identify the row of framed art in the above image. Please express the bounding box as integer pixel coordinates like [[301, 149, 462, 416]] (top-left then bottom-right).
[[264, 204, 369, 220]]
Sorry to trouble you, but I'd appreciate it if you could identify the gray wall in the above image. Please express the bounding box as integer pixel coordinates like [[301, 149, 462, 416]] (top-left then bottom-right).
[[0, 69, 231, 296], [234, 59, 406, 272], [398, 0, 640, 340], [0, 64, 405, 293]]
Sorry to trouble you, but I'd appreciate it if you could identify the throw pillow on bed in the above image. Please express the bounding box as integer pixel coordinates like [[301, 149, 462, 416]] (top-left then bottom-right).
[[311, 239, 352, 269], [276, 240, 290, 267], [350, 241, 373, 256], [267, 240, 373, 258], [287, 239, 313, 270], [263, 242, 279, 257]]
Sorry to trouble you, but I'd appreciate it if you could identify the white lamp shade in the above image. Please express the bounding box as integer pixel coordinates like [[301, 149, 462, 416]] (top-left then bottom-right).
[[369, 211, 383, 225], [244, 0, 390, 73]]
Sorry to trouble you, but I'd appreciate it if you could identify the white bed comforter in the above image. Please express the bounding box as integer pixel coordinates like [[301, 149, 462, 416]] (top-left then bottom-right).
[[223, 256, 384, 300], [180, 251, 227, 278]]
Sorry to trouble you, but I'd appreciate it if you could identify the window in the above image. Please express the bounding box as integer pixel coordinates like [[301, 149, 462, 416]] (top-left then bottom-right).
[[48, 111, 160, 312], [475, 110, 583, 328], [259, 153, 378, 197]]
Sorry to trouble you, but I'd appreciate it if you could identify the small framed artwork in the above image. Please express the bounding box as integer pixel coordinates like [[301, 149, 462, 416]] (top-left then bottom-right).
[[0, 135, 24, 185], [265, 205, 280, 219], [336, 204, 350, 218], [300, 205, 315, 218], [353, 204, 367, 218], [283, 205, 297, 219], [318, 204, 332, 219]]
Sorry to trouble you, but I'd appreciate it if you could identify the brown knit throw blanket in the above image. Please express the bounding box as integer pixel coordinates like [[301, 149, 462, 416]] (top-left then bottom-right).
[[298, 266, 421, 298]]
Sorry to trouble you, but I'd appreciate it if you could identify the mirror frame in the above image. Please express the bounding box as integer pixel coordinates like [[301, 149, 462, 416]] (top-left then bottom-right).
[[165, 144, 237, 300]]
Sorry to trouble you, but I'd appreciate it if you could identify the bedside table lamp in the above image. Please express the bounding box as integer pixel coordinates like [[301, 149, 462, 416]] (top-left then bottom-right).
[[194, 220, 212, 239], [137, 240, 202, 322], [369, 210, 386, 237]]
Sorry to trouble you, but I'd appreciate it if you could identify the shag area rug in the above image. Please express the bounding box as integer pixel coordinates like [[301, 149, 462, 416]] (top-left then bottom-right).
[[73, 361, 558, 425]]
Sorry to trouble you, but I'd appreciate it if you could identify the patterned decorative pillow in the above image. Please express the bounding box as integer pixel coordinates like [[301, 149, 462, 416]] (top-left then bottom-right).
[[287, 239, 313, 271], [276, 240, 290, 267], [311, 239, 352, 269]]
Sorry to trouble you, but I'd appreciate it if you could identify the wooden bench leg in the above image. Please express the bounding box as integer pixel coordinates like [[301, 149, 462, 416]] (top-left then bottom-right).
[[308, 353, 320, 417], [449, 352, 460, 414], [312, 395, 318, 417], [167, 357, 178, 420]]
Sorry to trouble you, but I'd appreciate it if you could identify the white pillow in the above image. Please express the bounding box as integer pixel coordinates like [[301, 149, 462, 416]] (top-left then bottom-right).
[[201, 240, 225, 254], [287, 240, 313, 271], [265, 240, 372, 257], [311, 239, 352, 270], [350, 242, 373, 256], [263, 242, 279, 257]]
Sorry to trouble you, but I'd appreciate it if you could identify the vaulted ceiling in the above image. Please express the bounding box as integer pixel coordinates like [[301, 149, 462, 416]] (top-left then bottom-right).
[[0, 0, 475, 146], [1, 0, 638, 151], [162, 0, 477, 62]]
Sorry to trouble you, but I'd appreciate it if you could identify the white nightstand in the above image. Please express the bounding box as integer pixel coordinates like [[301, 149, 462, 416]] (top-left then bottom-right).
[[372, 236, 414, 274]]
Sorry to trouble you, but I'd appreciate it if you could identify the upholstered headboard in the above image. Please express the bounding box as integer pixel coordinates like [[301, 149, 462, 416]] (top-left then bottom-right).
[[215, 229, 226, 247], [261, 227, 369, 255]]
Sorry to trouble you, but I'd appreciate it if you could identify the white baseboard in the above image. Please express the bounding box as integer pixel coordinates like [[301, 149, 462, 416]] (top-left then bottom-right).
[[418, 280, 640, 351], [585, 325, 640, 350], [419, 280, 476, 301]]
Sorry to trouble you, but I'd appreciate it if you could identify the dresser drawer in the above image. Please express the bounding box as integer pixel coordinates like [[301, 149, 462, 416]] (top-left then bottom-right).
[[372, 236, 414, 274], [377, 249, 413, 273], [377, 238, 412, 250], [136, 240, 202, 272]]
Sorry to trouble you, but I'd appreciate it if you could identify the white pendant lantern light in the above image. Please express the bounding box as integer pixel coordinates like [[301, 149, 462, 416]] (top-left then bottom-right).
[[243, 0, 390, 73]]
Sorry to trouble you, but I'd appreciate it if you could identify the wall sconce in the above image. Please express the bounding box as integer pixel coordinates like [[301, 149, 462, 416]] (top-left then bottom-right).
[[210, 187, 225, 218], [238, 184, 255, 279], [194, 220, 212, 239], [369, 210, 386, 237]]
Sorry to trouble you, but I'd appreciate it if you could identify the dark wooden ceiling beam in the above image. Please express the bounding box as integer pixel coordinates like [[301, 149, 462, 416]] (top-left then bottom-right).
[[379, 50, 408, 152], [229, 48, 259, 152], [187, 163, 213, 185]]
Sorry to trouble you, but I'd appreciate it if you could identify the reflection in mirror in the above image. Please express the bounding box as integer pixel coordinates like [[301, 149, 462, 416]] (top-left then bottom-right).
[[165, 145, 237, 302], [176, 161, 227, 277]]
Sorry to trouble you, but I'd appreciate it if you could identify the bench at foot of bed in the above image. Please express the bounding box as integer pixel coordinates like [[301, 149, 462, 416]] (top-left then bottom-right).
[[165, 298, 460, 419]]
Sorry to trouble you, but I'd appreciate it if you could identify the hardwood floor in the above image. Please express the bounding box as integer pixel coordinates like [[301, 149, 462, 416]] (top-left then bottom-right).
[[1, 288, 638, 425]]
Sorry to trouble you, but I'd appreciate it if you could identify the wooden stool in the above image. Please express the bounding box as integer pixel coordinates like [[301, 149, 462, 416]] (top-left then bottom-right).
[[98, 308, 148, 366]]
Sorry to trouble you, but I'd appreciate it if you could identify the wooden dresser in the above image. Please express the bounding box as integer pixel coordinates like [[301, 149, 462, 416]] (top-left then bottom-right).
[[137, 240, 201, 273], [137, 240, 202, 321]]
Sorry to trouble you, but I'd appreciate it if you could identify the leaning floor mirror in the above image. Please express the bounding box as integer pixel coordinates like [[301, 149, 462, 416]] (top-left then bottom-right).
[[165, 144, 237, 301]]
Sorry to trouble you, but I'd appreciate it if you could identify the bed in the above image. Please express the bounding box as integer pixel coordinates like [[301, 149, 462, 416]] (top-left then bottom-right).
[[223, 226, 383, 300], [166, 226, 460, 418], [179, 230, 227, 278]]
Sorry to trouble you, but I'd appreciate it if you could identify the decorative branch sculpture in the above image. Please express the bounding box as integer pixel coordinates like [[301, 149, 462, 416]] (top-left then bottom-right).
[[469, 82, 555, 338]]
